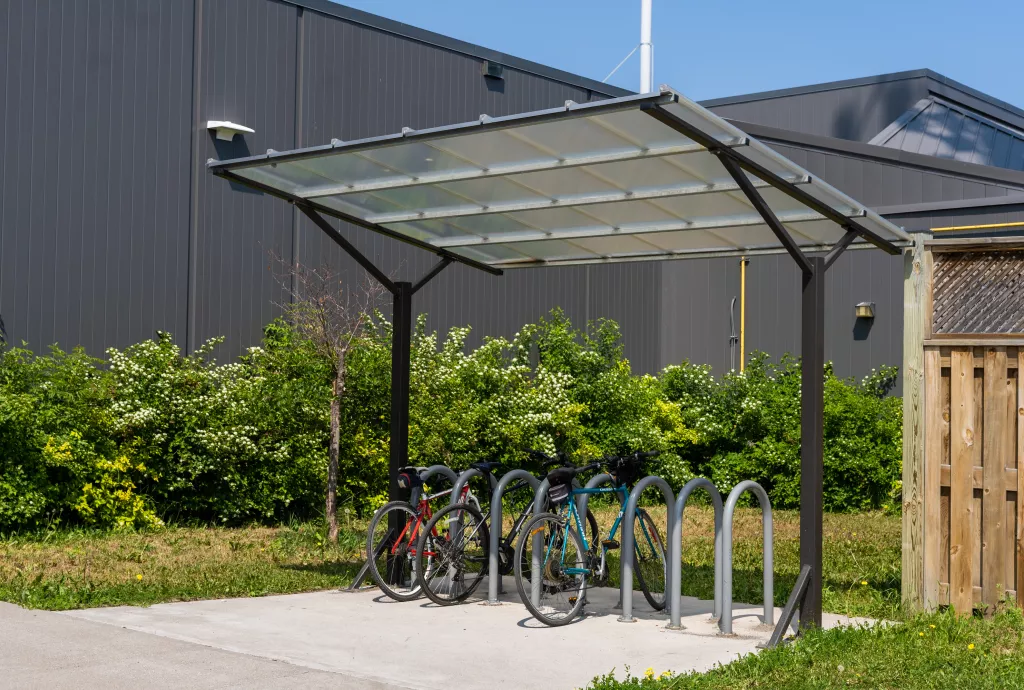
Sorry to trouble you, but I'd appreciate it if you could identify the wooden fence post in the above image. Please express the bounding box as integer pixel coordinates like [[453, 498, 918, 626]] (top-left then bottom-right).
[[902, 234, 928, 610]]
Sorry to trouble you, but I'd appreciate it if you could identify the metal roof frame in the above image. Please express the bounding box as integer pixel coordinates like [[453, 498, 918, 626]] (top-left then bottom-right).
[[210, 88, 908, 273]]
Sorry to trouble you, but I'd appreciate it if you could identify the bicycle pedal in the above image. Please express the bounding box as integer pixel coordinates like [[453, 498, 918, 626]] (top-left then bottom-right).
[[602, 539, 620, 550]]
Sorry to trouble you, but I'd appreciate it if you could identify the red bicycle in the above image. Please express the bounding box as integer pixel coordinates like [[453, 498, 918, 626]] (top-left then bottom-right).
[[366, 466, 478, 601]]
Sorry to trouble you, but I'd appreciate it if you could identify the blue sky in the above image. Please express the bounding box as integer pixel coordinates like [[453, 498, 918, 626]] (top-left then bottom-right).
[[338, 0, 1024, 108]]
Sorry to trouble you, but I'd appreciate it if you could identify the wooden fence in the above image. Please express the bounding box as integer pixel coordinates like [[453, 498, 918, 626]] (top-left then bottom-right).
[[903, 237, 1024, 613]]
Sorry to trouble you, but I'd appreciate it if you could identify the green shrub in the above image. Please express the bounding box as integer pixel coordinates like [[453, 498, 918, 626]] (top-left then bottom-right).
[[660, 354, 901, 512], [0, 310, 902, 533]]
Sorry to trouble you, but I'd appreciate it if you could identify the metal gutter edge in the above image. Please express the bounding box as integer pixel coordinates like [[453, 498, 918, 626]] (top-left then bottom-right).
[[279, 0, 632, 99]]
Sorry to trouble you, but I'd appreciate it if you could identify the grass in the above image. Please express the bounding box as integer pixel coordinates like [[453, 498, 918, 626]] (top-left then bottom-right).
[[583, 608, 1024, 689], [0, 504, 899, 617], [0, 519, 365, 610], [589, 503, 901, 620]]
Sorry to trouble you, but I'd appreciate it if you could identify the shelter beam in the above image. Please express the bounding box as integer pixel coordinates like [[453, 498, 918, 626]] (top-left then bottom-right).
[[824, 230, 858, 270], [411, 257, 452, 295], [298, 205, 397, 294], [718, 154, 813, 274], [640, 102, 901, 256]]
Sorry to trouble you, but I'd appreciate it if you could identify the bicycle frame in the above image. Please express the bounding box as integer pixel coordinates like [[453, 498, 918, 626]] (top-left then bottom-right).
[[550, 483, 660, 580], [390, 484, 471, 557]]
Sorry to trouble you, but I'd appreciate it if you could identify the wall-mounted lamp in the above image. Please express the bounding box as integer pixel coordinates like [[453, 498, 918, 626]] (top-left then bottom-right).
[[481, 60, 504, 80], [207, 120, 255, 141], [855, 302, 875, 319]]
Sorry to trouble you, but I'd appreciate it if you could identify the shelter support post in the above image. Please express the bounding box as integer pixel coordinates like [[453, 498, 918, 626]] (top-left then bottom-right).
[[385, 281, 413, 583], [800, 256, 826, 629]]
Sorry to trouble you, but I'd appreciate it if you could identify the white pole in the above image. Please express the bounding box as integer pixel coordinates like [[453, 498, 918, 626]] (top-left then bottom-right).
[[640, 0, 653, 93]]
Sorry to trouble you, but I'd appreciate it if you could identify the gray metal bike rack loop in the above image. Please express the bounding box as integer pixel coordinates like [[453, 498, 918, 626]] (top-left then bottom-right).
[[485, 470, 540, 604], [449, 467, 497, 507], [668, 477, 724, 630], [618, 476, 675, 623], [720, 480, 774, 635], [346, 464, 458, 592], [421, 464, 458, 487]]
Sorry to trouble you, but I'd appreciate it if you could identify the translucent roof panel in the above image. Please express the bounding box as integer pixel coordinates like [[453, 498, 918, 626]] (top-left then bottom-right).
[[210, 87, 910, 269]]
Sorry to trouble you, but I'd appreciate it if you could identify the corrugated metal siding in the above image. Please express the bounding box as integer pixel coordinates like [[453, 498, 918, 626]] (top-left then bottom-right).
[[707, 77, 931, 143], [0, 0, 193, 355], [871, 97, 1024, 172], [659, 258, 741, 373], [192, 0, 298, 354]]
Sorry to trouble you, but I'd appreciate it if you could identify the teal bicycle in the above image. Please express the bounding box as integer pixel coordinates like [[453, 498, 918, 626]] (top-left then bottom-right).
[[513, 452, 668, 626]]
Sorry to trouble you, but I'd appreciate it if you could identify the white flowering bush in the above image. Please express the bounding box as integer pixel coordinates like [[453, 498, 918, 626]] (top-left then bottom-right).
[[0, 310, 902, 533]]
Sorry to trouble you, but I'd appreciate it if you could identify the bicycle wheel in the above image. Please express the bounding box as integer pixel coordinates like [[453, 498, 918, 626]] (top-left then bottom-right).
[[415, 502, 489, 606], [366, 501, 425, 601], [514, 512, 588, 626], [632, 507, 668, 610]]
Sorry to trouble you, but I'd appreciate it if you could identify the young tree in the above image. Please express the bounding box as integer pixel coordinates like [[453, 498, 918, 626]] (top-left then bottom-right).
[[275, 259, 387, 542]]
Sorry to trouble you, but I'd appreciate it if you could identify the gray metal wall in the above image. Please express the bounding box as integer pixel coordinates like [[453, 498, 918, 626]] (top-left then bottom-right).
[[0, 0, 664, 372], [4, 1, 1021, 385]]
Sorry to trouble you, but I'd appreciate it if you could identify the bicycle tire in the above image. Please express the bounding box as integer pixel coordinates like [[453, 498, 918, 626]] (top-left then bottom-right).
[[366, 500, 425, 601], [414, 502, 489, 606], [632, 507, 668, 611], [514, 512, 588, 627]]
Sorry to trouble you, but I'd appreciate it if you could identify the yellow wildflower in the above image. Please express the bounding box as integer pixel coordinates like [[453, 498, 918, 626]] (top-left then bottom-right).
[[929, 624, 936, 629], [861, 581, 868, 586], [644, 668, 655, 680], [919, 632, 925, 637], [136, 574, 143, 581], [968, 643, 975, 650]]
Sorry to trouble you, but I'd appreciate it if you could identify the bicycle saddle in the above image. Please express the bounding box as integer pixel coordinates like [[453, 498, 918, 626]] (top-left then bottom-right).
[[470, 460, 503, 473]]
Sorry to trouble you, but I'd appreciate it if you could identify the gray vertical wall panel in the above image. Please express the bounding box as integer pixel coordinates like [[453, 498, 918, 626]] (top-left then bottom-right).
[[0, 0, 192, 354], [193, 0, 297, 356]]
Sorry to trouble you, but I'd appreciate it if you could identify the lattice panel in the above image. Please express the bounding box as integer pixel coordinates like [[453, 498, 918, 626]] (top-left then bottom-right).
[[932, 251, 1024, 334]]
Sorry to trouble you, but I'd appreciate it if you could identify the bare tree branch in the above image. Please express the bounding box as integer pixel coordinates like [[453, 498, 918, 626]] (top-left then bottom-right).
[[268, 252, 389, 541]]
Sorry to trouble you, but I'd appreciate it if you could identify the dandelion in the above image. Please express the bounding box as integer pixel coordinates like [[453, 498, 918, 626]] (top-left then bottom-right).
[[929, 624, 936, 629], [919, 632, 925, 637], [968, 643, 975, 650], [861, 580, 868, 586], [136, 574, 143, 581]]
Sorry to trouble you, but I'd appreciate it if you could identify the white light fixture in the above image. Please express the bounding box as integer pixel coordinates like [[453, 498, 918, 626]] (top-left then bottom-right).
[[207, 120, 255, 141]]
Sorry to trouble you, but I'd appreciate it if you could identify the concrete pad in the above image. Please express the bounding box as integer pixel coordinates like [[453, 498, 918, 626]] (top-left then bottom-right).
[[67, 579, 873, 690], [0, 601, 403, 689]]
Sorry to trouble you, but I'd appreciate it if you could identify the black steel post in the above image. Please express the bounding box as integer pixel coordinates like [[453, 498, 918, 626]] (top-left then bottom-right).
[[387, 281, 413, 584], [800, 256, 825, 629]]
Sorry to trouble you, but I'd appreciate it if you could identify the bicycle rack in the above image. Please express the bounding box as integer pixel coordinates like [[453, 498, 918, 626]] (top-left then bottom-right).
[[485, 470, 540, 604], [448, 467, 499, 508], [346, 464, 458, 592], [618, 476, 675, 623], [668, 477, 724, 630], [720, 480, 773, 635], [527, 476, 583, 608]]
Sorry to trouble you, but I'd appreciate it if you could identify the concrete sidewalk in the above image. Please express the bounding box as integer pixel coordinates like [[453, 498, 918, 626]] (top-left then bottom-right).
[[0, 602, 403, 690], [64, 579, 873, 690]]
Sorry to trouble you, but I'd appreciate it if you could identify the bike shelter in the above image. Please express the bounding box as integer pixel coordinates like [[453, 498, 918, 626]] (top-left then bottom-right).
[[210, 86, 912, 637]]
